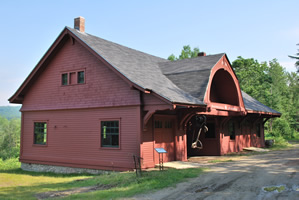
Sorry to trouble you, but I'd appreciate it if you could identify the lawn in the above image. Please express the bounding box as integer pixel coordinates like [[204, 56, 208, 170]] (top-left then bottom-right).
[[0, 158, 203, 199]]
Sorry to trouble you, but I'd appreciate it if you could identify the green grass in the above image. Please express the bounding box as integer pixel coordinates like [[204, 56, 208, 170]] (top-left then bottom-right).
[[0, 158, 204, 200], [264, 185, 285, 192], [208, 159, 233, 163], [265, 136, 293, 150]]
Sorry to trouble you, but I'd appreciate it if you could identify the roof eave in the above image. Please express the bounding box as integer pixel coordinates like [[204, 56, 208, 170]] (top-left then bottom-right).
[[246, 110, 281, 117], [9, 27, 70, 104], [172, 102, 206, 108]]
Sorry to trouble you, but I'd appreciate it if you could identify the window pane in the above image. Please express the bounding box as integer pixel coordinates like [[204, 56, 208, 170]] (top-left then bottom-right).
[[34, 122, 47, 145], [112, 135, 119, 146], [101, 120, 119, 147], [102, 135, 112, 146], [78, 71, 85, 84], [62, 74, 68, 85]]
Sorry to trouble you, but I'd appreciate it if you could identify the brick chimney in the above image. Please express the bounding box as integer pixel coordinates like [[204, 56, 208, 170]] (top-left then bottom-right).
[[198, 52, 206, 57], [74, 17, 85, 32]]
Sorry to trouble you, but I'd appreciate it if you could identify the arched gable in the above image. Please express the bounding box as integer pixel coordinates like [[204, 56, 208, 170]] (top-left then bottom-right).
[[204, 55, 246, 115]]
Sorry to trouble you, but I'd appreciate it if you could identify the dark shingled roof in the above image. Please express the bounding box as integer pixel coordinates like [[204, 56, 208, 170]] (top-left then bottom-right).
[[242, 91, 281, 114], [67, 27, 280, 115], [67, 27, 204, 105], [159, 54, 224, 101]]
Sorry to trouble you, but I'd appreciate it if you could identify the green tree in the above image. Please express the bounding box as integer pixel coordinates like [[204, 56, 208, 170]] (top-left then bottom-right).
[[232, 57, 271, 105], [268, 59, 289, 112], [168, 45, 200, 61], [286, 72, 299, 132], [288, 43, 299, 72], [232, 57, 298, 139], [0, 116, 20, 160]]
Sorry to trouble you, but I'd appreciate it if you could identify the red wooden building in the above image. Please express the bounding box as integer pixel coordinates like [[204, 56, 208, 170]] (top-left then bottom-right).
[[9, 17, 280, 171]]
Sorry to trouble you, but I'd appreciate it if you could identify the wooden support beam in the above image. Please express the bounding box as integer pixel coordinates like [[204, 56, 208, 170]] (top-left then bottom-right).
[[263, 118, 270, 125]]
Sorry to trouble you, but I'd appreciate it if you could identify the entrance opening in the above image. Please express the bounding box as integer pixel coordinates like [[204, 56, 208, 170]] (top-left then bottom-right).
[[187, 116, 219, 156], [210, 69, 239, 106]]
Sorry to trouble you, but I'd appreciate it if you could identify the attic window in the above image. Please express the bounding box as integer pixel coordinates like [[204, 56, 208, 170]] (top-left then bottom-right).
[[61, 69, 85, 86], [62, 73, 68, 85], [78, 71, 85, 84]]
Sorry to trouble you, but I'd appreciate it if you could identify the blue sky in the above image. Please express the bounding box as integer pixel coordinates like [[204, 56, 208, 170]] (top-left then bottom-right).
[[0, 0, 298, 106]]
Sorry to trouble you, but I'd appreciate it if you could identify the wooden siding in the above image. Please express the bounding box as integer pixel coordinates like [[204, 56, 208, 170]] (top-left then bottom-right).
[[20, 106, 140, 171], [140, 94, 173, 168], [19, 37, 143, 171], [153, 116, 175, 163], [203, 55, 246, 115], [21, 37, 140, 111], [174, 123, 187, 161], [220, 119, 265, 155], [140, 117, 155, 168], [141, 114, 187, 168]]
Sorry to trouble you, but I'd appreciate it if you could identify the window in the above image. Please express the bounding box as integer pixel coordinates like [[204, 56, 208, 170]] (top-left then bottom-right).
[[101, 121, 119, 148], [34, 122, 47, 145], [61, 69, 85, 86], [77, 71, 85, 84], [154, 120, 162, 128], [165, 121, 172, 129], [205, 122, 216, 138], [229, 121, 235, 140], [256, 123, 261, 137], [62, 73, 68, 85]]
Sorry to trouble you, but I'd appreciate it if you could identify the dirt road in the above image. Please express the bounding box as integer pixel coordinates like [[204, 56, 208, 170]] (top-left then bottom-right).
[[134, 146, 299, 200]]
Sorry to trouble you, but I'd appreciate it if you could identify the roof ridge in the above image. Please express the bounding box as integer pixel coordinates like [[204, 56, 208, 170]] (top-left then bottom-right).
[[164, 53, 226, 63], [66, 27, 168, 62]]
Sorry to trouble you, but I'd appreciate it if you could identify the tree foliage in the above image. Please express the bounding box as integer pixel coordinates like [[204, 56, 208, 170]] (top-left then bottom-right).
[[0, 116, 20, 160], [168, 45, 200, 61], [288, 43, 299, 72], [232, 57, 298, 139]]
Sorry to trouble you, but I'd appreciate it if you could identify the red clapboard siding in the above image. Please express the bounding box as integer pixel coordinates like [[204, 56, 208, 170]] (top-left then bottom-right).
[[140, 117, 155, 168], [19, 36, 144, 170], [22, 37, 140, 111], [219, 121, 265, 155], [21, 106, 140, 170]]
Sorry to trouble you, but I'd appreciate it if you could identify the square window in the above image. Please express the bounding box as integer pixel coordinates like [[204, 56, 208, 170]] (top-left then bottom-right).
[[62, 73, 68, 85], [101, 120, 119, 148], [34, 122, 47, 145], [77, 71, 85, 84]]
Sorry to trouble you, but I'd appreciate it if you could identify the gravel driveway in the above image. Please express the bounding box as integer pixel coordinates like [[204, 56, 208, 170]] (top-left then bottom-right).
[[133, 145, 299, 200]]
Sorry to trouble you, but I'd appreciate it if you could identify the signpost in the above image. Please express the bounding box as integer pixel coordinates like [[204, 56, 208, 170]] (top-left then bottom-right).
[[154, 148, 167, 171]]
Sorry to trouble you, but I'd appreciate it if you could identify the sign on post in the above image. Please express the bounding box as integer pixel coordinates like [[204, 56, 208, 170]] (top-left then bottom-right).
[[155, 147, 167, 171]]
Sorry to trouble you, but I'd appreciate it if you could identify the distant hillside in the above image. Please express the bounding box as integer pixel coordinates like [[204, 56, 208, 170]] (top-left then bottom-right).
[[0, 106, 21, 119]]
